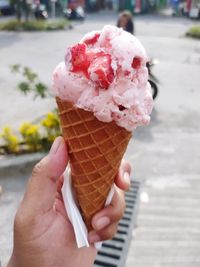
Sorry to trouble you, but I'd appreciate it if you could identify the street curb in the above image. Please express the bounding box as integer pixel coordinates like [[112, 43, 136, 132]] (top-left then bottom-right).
[[0, 152, 45, 177]]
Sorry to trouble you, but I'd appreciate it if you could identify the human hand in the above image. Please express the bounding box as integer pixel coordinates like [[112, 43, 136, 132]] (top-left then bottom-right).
[[88, 159, 131, 243], [7, 137, 131, 267], [8, 137, 96, 267]]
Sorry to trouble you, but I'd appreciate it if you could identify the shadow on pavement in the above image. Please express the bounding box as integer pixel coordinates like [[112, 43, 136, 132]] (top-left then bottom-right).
[[133, 108, 160, 142]]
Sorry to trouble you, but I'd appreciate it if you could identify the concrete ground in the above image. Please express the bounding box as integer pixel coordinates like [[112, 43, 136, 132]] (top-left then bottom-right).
[[1, 11, 200, 267]]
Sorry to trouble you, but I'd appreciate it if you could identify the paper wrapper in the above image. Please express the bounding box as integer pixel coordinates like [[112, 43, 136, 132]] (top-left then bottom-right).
[[61, 167, 115, 249]]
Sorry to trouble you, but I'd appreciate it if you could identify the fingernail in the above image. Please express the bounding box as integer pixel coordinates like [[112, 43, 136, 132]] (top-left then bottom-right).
[[49, 137, 62, 155], [95, 216, 110, 231], [89, 233, 101, 243], [124, 172, 130, 186]]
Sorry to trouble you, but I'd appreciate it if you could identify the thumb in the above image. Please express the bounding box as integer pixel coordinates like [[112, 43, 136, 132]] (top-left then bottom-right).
[[23, 136, 68, 213]]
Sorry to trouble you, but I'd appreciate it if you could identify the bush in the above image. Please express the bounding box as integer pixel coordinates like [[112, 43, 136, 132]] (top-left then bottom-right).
[[11, 65, 48, 99], [0, 111, 61, 155], [0, 19, 69, 31], [0, 127, 19, 154], [186, 25, 200, 39]]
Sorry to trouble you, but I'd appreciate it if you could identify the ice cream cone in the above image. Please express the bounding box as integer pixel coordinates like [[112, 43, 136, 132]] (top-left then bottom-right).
[[56, 97, 132, 230]]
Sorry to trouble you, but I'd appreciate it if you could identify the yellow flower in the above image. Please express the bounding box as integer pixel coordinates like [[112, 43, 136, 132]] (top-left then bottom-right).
[[19, 122, 41, 152], [20, 122, 32, 136], [0, 126, 19, 153], [20, 122, 39, 136], [26, 125, 39, 136], [1, 126, 11, 137], [41, 112, 59, 129], [8, 135, 19, 152]]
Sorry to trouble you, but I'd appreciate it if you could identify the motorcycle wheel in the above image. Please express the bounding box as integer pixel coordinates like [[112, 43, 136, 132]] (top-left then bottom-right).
[[149, 80, 158, 100]]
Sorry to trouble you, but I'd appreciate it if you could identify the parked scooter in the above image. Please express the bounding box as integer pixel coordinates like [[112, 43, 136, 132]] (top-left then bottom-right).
[[147, 59, 159, 100], [32, 3, 48, 20], [63, 6, 85, 20]]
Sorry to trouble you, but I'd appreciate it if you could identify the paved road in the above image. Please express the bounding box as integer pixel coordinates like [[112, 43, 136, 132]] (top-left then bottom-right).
[[1, 11, 200, 267]]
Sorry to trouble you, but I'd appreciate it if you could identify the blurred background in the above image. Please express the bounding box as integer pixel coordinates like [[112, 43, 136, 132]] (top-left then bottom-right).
[[0, 0, 200, 266]]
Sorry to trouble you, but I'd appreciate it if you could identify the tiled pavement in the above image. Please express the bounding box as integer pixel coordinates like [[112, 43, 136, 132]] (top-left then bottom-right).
[[125, 128, 200, 267]]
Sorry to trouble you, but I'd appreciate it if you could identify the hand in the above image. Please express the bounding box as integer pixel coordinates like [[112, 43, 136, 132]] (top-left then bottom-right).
[[88, 159, 131, 243], [7, 137, 131, 267], [8, 137, 96, 267]]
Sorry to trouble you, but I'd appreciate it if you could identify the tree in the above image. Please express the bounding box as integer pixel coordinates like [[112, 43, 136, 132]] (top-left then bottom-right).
[[11, 0, 31, 21], [14, 0, 22, 20]]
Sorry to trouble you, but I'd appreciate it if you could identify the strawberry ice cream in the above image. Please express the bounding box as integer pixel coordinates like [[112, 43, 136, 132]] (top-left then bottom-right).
[[52, 25, 153, 131]]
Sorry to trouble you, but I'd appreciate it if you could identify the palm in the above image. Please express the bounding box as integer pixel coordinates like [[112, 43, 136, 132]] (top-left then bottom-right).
[[24, 200, 96, 267]]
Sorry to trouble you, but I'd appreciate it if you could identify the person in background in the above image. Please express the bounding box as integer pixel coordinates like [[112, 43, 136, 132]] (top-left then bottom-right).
[[117, 10, 134, 35]]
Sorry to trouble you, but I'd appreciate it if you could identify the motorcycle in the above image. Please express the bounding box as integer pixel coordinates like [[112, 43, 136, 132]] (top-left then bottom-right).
[[147, 59, 159, 100], [32, 4, 48, 20], [63, 6, 85, 20]]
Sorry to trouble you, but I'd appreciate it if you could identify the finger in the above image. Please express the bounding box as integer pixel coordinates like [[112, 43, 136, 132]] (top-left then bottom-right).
[[56, 175, 64, 202], [53, 198, 68, 219], [91, 187, 125, 231], [55, 190, 63, 202], [57, 175, 64, 193], [88, 222, 118, 243], [23, 137, 68, 213], [115, 159, 131, 191]]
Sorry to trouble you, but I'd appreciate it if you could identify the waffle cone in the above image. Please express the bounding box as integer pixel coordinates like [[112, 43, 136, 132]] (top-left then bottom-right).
[[56, 97, 132, 230]]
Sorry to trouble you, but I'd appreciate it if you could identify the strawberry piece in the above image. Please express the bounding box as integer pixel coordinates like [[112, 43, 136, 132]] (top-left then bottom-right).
[[132, 57, 141, 69], [70, 43, 90, 77], [86, 51, 99, 63], [70, 43, 114, 89], [86, 51, 107, 64], [88, 53, 114, 89], [84, 33, 100, 46]]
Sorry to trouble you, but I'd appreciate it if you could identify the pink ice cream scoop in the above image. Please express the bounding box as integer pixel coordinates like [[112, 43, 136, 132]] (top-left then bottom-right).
[[52, 25, 153, 131]]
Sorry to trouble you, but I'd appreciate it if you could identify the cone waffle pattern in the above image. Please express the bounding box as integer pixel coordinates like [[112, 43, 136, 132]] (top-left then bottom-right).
[[56, 97, 132, 230]]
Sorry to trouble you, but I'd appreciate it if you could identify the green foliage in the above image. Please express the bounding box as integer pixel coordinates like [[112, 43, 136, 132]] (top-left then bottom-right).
[[0, 127, 19, 153], [18, 82, 31, 94], [10, 64, 21, 73], [186, 25, 200, 39], [0, 19, 69, 31], [9, 0, 16, 5], [35, 83, 47, 98], [11, 65, 48, 99], [0, 20, 21, 31], [23, 67, 38, 82]]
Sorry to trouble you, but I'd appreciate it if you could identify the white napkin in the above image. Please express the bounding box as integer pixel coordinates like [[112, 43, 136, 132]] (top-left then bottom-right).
[[61, 167, 115, 249]]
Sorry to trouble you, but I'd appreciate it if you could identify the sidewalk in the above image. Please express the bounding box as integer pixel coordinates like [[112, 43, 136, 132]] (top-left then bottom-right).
[[125, 127, 200, 267]]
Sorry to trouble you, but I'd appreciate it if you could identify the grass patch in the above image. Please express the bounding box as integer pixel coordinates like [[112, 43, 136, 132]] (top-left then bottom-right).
[[0, 19, 69, 31], [186, 25, 200, 39]]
